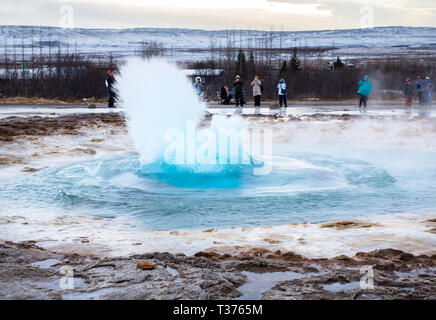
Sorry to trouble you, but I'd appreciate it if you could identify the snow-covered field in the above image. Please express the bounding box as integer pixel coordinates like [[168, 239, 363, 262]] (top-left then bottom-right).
[[0, 25, 435, 62]]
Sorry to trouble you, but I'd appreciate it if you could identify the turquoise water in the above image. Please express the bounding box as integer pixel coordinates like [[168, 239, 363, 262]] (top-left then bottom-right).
[[1, 146, 436, 231]]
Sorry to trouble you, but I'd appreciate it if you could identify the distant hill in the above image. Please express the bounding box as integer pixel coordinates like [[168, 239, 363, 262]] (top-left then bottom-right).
[[0, 25, 435, 62]]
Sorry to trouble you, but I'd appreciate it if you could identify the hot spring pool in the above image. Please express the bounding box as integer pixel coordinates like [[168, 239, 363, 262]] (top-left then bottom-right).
[[1, 146, 435, 231], [2, 59, 436, 234]]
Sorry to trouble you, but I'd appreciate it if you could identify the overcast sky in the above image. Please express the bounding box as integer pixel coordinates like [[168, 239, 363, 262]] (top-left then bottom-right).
[[1, 0, 435, 30]]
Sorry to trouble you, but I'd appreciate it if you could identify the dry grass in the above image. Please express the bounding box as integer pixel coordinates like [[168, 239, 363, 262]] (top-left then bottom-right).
[[0, 97, 107, 105], [1, 96, 404, 106]]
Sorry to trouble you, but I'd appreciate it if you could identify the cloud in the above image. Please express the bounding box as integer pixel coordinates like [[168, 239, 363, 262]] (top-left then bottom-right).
[[266, 0, 321, 3], [317, 0, 436, 28], [0, 0, 435, 30]]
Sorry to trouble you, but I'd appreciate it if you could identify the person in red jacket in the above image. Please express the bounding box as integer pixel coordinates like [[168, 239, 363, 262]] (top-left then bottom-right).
[[404, 79, 414, 107]]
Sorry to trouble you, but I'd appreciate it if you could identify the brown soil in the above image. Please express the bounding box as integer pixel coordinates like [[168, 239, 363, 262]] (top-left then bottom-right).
[[0, 113, 125, 142]]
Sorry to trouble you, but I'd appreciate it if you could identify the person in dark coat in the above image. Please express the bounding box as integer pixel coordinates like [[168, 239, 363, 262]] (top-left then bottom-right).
[[220, 86, 232, 105], [220, 86, 228, 100], [232, 75, 245, 113], [404, 79, 414, 107], [105, 70, 116, 108]]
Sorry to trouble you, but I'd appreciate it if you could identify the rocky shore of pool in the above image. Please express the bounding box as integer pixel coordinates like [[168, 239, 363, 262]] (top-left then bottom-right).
[[1, 241, 435, 300]]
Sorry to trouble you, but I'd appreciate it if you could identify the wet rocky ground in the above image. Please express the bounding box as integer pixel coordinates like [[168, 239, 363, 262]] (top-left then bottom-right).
[[0, 113, 125, 142], [0, 109, 420, 143], [1, 108, 435, 300], [1, 241, 435, 300]]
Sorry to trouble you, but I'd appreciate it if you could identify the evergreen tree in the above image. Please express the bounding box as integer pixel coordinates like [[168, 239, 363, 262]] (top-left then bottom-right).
[[248, 50, 256, 75], [334, 56, 345, 69], [235, 49, 247, 79], [279, 61, 288, 75], [290, 48, 301, 73]]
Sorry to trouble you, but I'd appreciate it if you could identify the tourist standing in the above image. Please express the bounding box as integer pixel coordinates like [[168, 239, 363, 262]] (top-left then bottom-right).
[[357, 75, 373, 112], [417, 76, 425, 106], [194, 77, 203, 100], [105, 70, 117, 108], [233, 75, 245, 113], [404, 79, 414, 107], [277, 79, 288, 113], [251, 76, 262, 107], [424, 76, 433, 106]]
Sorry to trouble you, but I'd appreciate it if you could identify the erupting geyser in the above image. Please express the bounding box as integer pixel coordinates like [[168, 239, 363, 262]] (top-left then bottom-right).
[[116, 57, 206, 164], [115, 57, 260, 188]]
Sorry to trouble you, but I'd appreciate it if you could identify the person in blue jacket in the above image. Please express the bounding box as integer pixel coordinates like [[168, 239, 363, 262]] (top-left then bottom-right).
[[424, 76, 433, 106], [357, 75, 373, 111], [416, 76, 425, 106]]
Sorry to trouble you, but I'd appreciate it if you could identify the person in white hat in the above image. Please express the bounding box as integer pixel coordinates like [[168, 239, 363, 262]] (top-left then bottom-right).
[[424, 76, 433, 106], [194, 77, 203, 99]]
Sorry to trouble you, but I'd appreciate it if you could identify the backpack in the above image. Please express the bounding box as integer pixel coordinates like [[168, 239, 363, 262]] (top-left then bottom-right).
[[260, 85, 264, 92]]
